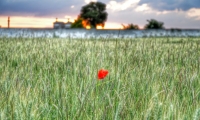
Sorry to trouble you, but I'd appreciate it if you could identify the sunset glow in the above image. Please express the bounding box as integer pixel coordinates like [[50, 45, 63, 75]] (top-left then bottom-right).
[[0, 16, 73, 28], [104, 22, 123, 29], [0, 16, 126, 29], [96, 25, 103, 29], [86, 25, 91, 29], [0, 16, 54, 28]]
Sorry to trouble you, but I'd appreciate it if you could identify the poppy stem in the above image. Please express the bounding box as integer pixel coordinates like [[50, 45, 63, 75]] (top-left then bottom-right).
[[114, 39, 118, 79]]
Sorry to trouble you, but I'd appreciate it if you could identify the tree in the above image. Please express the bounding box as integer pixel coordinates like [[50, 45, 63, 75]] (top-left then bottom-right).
[[71, 16, 84, 28], [144, 19, 164, 29], [122, 23, 139, 30], [80, 1, 108, 28]]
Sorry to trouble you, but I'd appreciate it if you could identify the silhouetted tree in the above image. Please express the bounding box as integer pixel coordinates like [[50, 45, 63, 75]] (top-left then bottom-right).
[[122, 23, 139, 30], [145, 19, 164, 29], [80, 1, 108, 28], [71, 16, 84, 28]]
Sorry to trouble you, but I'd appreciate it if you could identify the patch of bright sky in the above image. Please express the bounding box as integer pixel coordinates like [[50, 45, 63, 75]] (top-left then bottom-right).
[[84, 0, 97, 4], [186, 8, 200, 20], [135, 4, 151, 12], [107, 0, 140, 11], [71, 5, 74, 8]]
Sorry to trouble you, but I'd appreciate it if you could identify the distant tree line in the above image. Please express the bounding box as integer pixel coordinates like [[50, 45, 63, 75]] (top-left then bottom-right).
[[122, 19, 164, 30], [71, 1, 165, 30]]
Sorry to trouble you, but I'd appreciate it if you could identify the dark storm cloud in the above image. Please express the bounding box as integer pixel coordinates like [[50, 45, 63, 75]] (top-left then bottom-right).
[[0, 0, 85, 16], [138, 0, 200, 11]]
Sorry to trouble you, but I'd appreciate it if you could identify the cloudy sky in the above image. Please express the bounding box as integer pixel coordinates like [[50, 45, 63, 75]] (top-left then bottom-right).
[[0, 0, 200, 29]]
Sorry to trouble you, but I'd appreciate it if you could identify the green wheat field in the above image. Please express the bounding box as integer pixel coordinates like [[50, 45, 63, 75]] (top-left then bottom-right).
[[0, 37, 200, 119]]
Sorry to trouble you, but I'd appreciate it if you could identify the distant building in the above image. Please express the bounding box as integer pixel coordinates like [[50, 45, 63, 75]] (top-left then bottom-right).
[[53, 18, 72, 29], [53, 21, 65, 29], [65, 22, 73, 28]]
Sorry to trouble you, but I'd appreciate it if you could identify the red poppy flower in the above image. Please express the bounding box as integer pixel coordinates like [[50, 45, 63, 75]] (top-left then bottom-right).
[[98, 69, 109, 80]]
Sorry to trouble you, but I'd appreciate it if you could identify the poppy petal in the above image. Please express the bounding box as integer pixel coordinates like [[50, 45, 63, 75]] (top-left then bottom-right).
[[98, 69, 109, 80]]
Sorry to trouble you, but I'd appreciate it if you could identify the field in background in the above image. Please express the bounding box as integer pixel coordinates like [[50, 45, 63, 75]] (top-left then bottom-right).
[[0, 37, 200, 119], [1, 28, 200, 38]]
